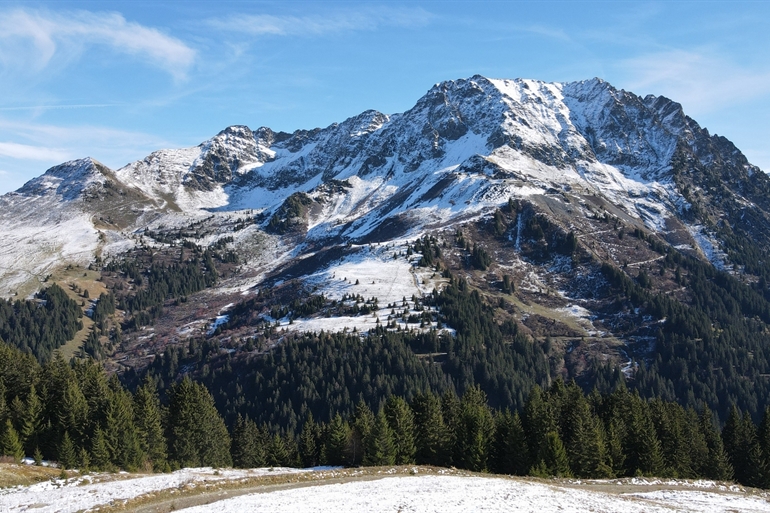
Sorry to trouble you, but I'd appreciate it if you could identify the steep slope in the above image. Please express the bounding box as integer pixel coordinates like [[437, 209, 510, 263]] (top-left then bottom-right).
[[2, 75, 770, 424], [0, 158, 157, 295]]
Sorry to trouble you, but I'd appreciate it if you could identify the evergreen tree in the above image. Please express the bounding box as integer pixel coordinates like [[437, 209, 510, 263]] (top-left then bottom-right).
[[266, 433, 289, 467], [299, 413, 320, 468], [411, 392, 450, 467], [18, 385, 42, 456], [325, 413, 351, 466], [522, 385, 555, 472], [58, 431, 77, 469], [90, 428, 112, 471], [57, 378, 89, 448], [573, 413, 612, 478], [384, 396, 416, 465], [350, 403, 374, 466], [0, 419, 24, 462], [167, 377, 232, 468], [626, 396, 663, 476], [491, 410, 528, 475], [455, 386, 493, 472], [364, 410, 396, 466], [649, 400, 704, 478], [440, 391, 460, 467], [133, 378, 167, 471], [231, 415, 266, 468], [537, 430, 571, 477], [721, 406, 766, 486], [699, 409, 733, 481], [0, 382, 7, 427], [758, 406, 770, 487], [105, 383, 144, 471]]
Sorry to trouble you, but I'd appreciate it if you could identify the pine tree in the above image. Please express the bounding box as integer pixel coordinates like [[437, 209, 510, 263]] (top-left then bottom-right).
[[325, 413, 351, 466], [167, 377, 232, 468], [299, 413, 320, 468], [133, 378, 167, 471], [350, 402, 374, 466], [522, 385, 555, 472], [411, 392, 450, 467], [440, 391, 460, 467], [58, 431, 76, 469], [537, 430, 571, 477], [364, 410, 396, 466], [0, 419, 24, 462], [231, 415, 266, 468], [18, 385, 43, 457], [57, 378, 89, 448], [384, 396, 416, 465], [701, 413, 733, 481], [491, 410, 528, 475], [721, 405, 766, 486], [90, 428, 112, 471], [626, 396, 663, 476], [105, 382, 144, 471], [0, 381, 7, 426], [455, 386, 494, 472], [266, 433, 289, 467], [78, 447, 90, 472], [574, 414, 612, 478], [758, 406, 770, 488]]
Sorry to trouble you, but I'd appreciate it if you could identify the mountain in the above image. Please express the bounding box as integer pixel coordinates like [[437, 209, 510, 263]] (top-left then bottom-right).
[[2, 75, 770, 425]]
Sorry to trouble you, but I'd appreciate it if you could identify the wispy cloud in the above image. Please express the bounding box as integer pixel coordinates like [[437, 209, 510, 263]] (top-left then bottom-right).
[[0, 142, 69, 162], [522, 24, 571, 42], [0, 8, 196, 79], [0, 104, 121, 112], [620, 50, 770, 115], [208, 7, 434, 37]]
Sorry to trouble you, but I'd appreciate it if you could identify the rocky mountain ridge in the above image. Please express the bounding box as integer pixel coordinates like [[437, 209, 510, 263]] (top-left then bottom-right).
[[2, 75, 770, 420]]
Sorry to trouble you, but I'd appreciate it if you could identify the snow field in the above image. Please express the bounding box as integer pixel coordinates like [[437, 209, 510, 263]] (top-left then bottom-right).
[[175, 474, 770, 513], [282, 245, 450, 335], [0, 467, 310, 513]]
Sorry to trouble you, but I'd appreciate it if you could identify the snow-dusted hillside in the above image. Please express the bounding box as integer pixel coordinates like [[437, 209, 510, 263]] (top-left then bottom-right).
[[0, 74, 754, 297], [1, 465, 768, 513], [2, 73, 769, 391]]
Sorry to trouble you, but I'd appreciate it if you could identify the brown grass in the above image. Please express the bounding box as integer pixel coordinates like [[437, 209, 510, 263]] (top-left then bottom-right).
[[0, 463, 71, 488]]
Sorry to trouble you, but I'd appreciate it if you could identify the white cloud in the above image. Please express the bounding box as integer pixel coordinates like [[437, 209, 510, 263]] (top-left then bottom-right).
[[0, 142, 69, 162], [620, 50, 770, 115], [209, 7, 433, 37], [0, 8, 196, 79]]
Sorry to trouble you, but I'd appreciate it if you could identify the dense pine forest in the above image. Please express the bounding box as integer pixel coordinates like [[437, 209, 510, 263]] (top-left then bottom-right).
[[0, 284, 82, 362], [1, 201, 770, 490], [1, 339, 769, 488]]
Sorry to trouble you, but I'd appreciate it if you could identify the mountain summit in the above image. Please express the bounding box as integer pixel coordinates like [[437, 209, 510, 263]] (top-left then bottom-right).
[[1, 75, 770, 422]]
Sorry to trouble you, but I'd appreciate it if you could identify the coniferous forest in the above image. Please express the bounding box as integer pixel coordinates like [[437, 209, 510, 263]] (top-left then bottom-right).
[[0, 213, 769, 490], [1, 337, 769, 488]]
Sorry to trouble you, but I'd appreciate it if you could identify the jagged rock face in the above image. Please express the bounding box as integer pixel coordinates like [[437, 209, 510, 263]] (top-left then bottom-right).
[[0, 74, 768, 295]]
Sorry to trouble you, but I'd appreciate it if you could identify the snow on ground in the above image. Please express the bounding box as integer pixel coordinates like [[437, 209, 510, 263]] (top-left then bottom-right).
[[556, 303, 604, 337], [176, 474, 770, 513], [0, 467, 309, 513], [283, 244, 449, 335], [304, 250, 421, 305], [2, 466, 769, 513], [687, 224, 728, 270]]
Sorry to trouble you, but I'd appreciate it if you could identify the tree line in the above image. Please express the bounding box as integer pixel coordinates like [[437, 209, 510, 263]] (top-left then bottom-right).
[[0, 284, 82, 362], [1, 339, 769, 488]]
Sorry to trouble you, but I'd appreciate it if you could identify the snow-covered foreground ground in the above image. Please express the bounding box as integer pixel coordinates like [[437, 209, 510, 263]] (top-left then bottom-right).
[[175, 474, 770, 513], [0, 467, 309, 513], [1, 466, 769, 513]]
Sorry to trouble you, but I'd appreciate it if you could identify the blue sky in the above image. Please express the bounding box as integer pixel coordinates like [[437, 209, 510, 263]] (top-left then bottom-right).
[[0, 1, 768, 193]]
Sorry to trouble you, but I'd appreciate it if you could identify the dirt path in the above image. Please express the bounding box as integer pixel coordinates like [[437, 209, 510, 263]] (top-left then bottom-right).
[[92, 467, 464, 513]]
